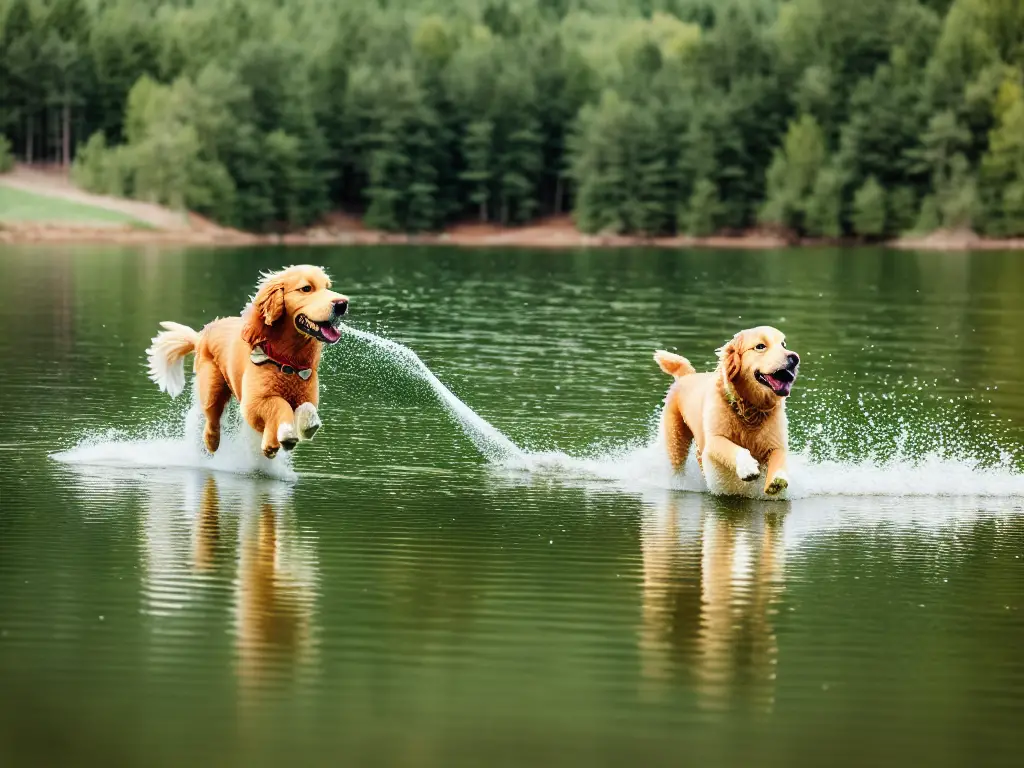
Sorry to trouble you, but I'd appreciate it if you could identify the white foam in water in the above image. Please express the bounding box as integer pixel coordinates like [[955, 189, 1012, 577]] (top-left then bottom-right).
[[52, 381, 296, 481], [52, 325, 1024, 499], [344, 326, 1024, 500], [501, 440, 1024, 499]]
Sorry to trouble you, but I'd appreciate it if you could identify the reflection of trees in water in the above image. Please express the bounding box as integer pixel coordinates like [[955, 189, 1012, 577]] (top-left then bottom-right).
[[639, 493, 785, 713]]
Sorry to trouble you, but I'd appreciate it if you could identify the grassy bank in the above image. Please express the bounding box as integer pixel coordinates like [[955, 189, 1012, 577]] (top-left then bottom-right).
[[0, 186, 148, 228]]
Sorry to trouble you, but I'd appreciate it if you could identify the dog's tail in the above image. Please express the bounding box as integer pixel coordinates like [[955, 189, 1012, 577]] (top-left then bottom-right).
[[146, 322, 200, 398], [654, 350, 696, 379]]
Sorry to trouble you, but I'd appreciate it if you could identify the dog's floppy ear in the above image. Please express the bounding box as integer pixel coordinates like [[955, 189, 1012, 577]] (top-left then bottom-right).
[[241, 271, 286, 346], [716, 332, 745, 381]]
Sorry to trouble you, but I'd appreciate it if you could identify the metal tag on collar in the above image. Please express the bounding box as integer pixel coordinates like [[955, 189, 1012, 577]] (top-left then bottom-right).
[[250, 345, 271, 365], [298, 368, 312, 380]]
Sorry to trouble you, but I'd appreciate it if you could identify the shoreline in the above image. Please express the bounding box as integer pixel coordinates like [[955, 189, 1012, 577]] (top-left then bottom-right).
[[2, 169, 1022, 251], [3, 219, 1024, 251]]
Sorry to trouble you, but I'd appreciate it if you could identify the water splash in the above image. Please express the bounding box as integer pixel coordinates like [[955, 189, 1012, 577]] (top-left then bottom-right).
[[495, 439, 1024, 499], [51, 325, 1024, 499], [340, 325, 522, 462], [339, 326, 1024, 500], [51, 382, 296, 481]]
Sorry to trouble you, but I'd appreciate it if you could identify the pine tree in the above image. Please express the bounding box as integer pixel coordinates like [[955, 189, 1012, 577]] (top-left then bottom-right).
[[683, 178, 721, 237], [852, 176, 887, 237], [760, 114, 827, 234], [460, 119, 494, 222], [568, 90, 630, 234], [500, 122, 543, 225], [804, 165, 843, 238], [980, 77, 1024, 235], [887, 186, 919, 235]]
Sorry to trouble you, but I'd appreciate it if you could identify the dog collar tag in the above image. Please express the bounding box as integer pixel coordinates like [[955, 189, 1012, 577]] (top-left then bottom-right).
[[250, 346, 270, 365], [298, 368, 312, 380]]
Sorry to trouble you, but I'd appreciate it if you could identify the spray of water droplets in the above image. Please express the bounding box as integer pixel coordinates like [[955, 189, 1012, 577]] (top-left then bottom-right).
[[52, 379, 297, 481], [54, 325, 1024, 498]]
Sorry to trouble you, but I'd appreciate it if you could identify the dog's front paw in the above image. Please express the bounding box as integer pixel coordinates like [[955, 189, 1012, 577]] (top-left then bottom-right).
[[735, 448, 760, 482], [277, 422, 299, 452], [295, 402, 321, 441], [765, 470, 789, 496]]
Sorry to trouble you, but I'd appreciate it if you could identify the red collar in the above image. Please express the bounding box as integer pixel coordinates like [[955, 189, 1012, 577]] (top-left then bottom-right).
[[249, 343, 314, 379]]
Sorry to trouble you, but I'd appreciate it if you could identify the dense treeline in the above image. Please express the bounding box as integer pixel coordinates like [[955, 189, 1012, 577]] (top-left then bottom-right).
[[1, 0, 1022, 237]]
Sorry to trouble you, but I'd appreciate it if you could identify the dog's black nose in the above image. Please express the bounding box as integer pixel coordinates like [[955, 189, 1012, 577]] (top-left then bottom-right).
[[331, 298, 348, 317], [787, 352, 801, 368]]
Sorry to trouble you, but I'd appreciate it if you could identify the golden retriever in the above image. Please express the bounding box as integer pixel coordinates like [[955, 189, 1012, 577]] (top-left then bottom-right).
[[146, 265, 349, 458], [654, 326, 800, 496]]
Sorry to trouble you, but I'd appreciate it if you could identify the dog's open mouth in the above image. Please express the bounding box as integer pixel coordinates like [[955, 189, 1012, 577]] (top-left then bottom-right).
[[295, 314, 342, 344], [756, 368, 796, 397]]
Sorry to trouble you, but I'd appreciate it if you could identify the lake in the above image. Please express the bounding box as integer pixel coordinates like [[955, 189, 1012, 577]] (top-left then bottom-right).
[[1, 245, 1022, 767]]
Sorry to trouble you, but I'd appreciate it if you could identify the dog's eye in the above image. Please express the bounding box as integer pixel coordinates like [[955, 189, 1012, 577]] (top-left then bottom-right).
[[755, 343, 767, 351], [300, 285, 312, 293], [781, 340, 787, 348]]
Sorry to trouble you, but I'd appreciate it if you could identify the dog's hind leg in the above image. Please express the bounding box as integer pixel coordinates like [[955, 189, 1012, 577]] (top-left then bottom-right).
[[245, 397, 298, 459], [198, 362, 232, 454], [661, 400, 693, 472]]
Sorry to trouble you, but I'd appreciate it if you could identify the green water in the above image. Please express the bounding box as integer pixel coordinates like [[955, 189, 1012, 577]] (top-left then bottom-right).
[[1, 246, 1022, 767]]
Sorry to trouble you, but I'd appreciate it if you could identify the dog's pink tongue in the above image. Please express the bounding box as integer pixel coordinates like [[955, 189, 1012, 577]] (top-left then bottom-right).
[[320, 324, 341, 343], [765, 374, 792, 396]]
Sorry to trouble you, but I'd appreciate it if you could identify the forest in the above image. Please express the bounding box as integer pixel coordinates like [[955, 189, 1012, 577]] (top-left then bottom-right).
[[1, 0, 1022, 238]]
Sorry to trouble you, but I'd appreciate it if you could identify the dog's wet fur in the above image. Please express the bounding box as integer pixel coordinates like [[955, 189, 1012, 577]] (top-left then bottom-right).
[[655, 326, 800, 496]]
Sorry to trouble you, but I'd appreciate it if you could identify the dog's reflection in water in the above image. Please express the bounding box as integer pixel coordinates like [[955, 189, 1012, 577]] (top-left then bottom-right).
[[231, 484, 319, 692], [137, 471, 318, 694], [639, 491, 785, 712]]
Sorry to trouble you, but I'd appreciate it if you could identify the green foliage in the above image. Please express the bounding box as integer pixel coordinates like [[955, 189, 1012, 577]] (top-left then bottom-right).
[[852, 176, 887, 237], [837, 63, 924, 197], [569, 89, 673, 235], [114, 74, 236, 219], [0, 135, 13, 173], [760, 114, 828, 234], [888, 186, 920, 235], [461, 119, 494, 222], [980, 76, 1024, 235], [803, 165, 844, 238], [915, 194, 942, 233], [0, 0, 1022, 235], [71, 132, 117, 194], [937, 154, 981, 229], [683, 178, 721, 236]]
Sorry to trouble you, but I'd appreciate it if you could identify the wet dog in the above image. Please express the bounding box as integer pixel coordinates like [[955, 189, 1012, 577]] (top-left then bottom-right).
[[146, 265, 348, 458], [654, 326, 799, 496]]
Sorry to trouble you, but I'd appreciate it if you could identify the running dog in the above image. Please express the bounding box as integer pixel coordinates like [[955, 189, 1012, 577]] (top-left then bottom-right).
[[146, 265, 348, 458], [654, 326, 800, 496]]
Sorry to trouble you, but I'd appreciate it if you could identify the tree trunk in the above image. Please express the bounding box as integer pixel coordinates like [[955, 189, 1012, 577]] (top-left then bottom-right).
[[479, 198, 487, 223], [62, 100, 71, 167], [555, 176, 564, 215], [26, 113, 33, 164]]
